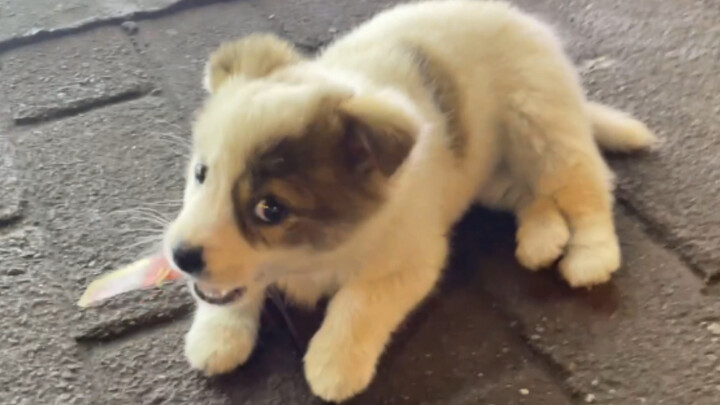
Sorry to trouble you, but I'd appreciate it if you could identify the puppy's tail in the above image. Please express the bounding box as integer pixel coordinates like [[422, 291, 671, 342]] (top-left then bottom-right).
[[587, 101, 658, 152]]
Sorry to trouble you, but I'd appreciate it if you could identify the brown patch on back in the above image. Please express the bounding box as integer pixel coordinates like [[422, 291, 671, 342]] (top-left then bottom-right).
[[407, 44, 468, 157]]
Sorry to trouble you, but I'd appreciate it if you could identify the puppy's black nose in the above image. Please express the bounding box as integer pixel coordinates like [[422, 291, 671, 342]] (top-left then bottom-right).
[[172, 245, 205, 275]]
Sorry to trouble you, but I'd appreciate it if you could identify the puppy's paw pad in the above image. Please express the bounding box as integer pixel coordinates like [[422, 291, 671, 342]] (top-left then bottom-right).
[[559, 237, 620, 288], [516, 217, 570, 270], [304, 338, 376, 402], [184, 321, 256, 376]]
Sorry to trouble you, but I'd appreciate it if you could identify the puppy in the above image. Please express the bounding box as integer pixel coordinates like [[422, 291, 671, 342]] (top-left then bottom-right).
[[163, 0, 657, 402]]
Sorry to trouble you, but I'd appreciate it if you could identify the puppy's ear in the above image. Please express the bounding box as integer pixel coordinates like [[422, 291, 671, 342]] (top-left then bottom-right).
[[203, 34, 303, 93], [339, 95, 418, 177]]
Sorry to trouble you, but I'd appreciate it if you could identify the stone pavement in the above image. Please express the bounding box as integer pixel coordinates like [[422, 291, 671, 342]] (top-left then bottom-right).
[[1, 0, 719, 404]]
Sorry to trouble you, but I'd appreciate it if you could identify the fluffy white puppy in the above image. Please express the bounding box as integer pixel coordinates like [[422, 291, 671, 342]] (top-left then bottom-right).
[[163, 1, 656, 402]]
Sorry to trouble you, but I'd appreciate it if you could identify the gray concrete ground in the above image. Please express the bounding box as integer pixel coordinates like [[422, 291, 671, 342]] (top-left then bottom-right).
[[1, 0, 719, 404]]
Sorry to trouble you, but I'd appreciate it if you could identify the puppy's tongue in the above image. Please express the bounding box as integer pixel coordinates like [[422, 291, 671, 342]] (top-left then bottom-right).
[[78, 255, 182, 308]]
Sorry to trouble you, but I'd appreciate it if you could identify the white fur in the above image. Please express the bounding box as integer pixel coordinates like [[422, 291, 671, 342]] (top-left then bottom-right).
[[173, 1, 657, 402], [184, 285, 264, 375]]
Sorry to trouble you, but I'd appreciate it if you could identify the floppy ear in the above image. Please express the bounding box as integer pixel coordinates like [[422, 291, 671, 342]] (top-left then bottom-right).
[[203, 33, 303, 93], [339, 95, 418, 177]]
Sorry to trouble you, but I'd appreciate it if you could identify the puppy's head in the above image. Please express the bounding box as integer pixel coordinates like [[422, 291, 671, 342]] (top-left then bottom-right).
[[164, 34, 418, 302]]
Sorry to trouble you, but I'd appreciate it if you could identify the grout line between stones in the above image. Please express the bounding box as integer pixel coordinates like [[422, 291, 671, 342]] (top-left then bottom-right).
[[0, 203, 27, 233], [74, 338, 105, 405], [616, 196, 715, 287], [78, 309, 193, 349], [13, 85, 154, 126], [75, 302, 194, 343], [117, 18, 187, 120], [481, 295, 584, 405]]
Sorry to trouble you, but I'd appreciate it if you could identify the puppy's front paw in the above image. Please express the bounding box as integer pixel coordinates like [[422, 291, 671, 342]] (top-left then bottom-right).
[[515, 213, 570, 270], [559, 232, 620, 288], [184, 317, 257, 376], [303, 331, 377, 403]]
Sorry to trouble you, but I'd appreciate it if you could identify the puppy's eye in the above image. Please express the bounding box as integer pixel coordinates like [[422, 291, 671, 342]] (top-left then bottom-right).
[[195, 163, 208, 184], [253, 196, 288, 225]]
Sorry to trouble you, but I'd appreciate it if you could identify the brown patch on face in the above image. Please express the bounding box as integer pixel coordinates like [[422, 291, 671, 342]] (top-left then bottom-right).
[[406, 44, 468, 158], [231, 104, 413, 250]]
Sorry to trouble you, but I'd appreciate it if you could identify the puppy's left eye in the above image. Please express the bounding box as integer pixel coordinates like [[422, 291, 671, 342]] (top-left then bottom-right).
[[253, 196, 288, 225], [195, 163, 208, 184]]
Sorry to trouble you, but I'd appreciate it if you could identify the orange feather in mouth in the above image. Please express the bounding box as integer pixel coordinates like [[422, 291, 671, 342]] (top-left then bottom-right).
[[77, 254, 182, 308]]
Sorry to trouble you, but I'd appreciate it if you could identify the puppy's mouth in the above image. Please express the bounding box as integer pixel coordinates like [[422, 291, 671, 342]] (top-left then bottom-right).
[[193, 282, 246, 305]]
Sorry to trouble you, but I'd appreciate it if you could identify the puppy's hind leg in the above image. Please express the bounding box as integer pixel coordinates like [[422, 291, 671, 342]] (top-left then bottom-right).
[[476, 174, 570, 270], [505, 96, 620, 288], [515, 195, 570, 271]]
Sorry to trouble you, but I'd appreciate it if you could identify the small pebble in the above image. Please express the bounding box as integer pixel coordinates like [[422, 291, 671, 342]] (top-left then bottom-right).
[[121, 21, 138, 35], [519, 388, 529, 396], [585, 393, 596, 403], [707, 323, 720, 335]]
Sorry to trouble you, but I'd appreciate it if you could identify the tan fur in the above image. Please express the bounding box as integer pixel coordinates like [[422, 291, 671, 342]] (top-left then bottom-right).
[[164, 1, 658, 402], [204, 33, 304, 92]]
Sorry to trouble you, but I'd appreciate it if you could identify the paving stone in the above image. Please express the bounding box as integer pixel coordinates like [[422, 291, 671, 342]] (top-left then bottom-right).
[[254, 0, 398, 48], [0, 26, 152, 125], [0, 0, 194, 45], [0, 133, 23, 223], [11, 96, 192, 338], [136, 1, 275, 114], [459, 208, 720, 405], [0, 227, 94, 404]]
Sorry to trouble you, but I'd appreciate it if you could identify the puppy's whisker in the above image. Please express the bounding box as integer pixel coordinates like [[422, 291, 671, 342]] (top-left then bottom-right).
[[117, 227, 166, 235], [131, 210, 172, 223], [124, 235, 164, 252], [118, 216, 168, 228], [120, 199, 182, 209], [127, 235, 163, 247], [111, 207, 173, 225], [156, 119, 188, 132], [142, 199, 184, 207], [154, 131, 192, 152], [155, 136, 190, 150], [110, 206, 172, 216], [153, 127, 191, 140], [127, 219, 169, 229]]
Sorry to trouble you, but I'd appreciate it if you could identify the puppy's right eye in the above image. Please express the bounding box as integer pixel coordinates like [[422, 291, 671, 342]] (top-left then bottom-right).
[[195, 163, 208, 184]]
